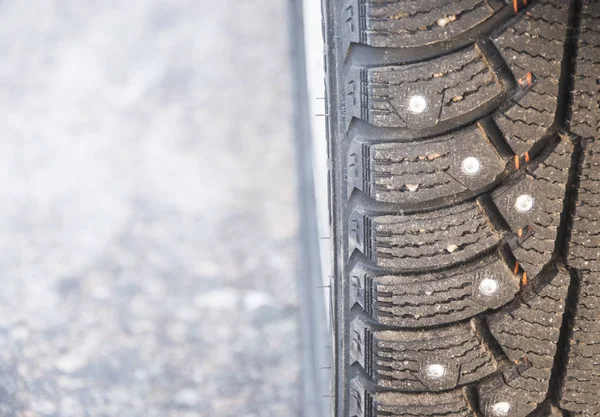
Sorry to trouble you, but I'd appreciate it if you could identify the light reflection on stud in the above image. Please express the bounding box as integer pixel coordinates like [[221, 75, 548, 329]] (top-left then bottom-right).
[[461, 157, 481, 175], [426, 364, 446, 379], [491, 401, 511, 416], [479, 278, 499, 296], [409, 95, 427, 114], [514, 194, 534, 213]]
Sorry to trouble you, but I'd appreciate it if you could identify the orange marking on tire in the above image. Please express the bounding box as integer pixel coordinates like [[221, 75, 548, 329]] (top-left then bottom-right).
[[514, 262, 520, 274], [518, 228, 523, 237], [526, 72, 533, 87], [524, 0, 528, 5], [522, 272, 528, 285], [515, 155, 520, 169], [525, 152, 530, 162], [514, 0, 519, 13]]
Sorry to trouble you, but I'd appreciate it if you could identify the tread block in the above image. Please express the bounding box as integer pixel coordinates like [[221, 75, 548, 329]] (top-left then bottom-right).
[[478, 365, 549, 417], [563, 141, 600, 411], [350, 319, 498, 391], [345, 46, 504, 128], [494, 86, 558, 156], [568, 143, 600, 272], [349, 380, 475, 417], [349, 255, 520, 327], [487, 270, 569, 372], [341, 0, 502, 49], [492, 0, 569, 154], [492, 141, 572, 278], [569, 2, 600, 139], [561, 274, 600, 412], [347, 127, 506, 204], [348, 202, 500, 270]]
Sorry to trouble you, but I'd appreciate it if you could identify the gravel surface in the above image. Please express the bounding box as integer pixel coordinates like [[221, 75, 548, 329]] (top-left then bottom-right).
[[0, 1, 300, 416]]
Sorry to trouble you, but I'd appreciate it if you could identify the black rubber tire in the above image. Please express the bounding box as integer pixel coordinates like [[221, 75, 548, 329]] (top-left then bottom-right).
[[323, 0, 600, 416]]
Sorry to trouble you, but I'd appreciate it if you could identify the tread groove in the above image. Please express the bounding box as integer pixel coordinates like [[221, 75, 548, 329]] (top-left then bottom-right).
[[477, 116, 516, 159], [541, 0, 583, 409]]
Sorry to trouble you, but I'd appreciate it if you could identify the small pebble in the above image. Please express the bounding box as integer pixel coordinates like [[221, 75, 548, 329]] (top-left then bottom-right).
[[437, 15, 456, 27]]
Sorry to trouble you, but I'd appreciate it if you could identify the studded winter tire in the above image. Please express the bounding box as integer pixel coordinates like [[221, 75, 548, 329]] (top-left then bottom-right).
[[322, 0, 600, 415]]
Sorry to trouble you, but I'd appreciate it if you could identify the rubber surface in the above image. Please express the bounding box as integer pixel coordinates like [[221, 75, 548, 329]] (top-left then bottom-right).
[[323, 0, 600, 415]]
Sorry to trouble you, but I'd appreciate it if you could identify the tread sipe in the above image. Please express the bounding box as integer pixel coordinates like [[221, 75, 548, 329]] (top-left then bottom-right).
[[323, 0, 600, 415]]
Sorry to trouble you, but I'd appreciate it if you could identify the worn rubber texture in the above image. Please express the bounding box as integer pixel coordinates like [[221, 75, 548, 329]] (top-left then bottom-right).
[[323, 0, 600, 415]]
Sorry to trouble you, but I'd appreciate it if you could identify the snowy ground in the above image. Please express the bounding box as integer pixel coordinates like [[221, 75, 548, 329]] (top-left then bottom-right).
[[0, 1, 300, 416]]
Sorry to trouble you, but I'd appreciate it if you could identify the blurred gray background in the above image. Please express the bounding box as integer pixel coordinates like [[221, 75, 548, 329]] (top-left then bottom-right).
[[0, 1, 301, 416]]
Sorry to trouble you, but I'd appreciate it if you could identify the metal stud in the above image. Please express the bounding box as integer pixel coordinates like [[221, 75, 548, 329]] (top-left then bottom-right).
[[409, 95, 427, 114], [491, 401, 511, 416], [426, 364, 446, 379], [461, 157, 481, 175], [479, 278, 499, 296], [514, 194, 535, 213]]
